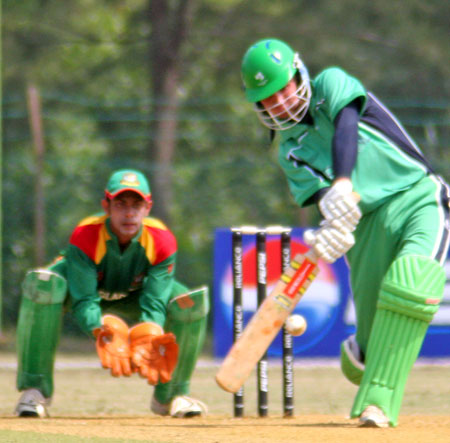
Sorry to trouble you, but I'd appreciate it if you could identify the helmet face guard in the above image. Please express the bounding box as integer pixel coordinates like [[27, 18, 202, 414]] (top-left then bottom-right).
[[241, 39, 311, 131], [254, 54, 311, 130]]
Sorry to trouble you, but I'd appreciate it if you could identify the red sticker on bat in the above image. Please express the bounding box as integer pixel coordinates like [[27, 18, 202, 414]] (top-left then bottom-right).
[[283, 259, 316, 299]]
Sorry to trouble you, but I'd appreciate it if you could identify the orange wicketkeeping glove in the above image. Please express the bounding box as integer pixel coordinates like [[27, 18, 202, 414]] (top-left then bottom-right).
[[93, 314, 132, 377], [129, 322, 179, 385]]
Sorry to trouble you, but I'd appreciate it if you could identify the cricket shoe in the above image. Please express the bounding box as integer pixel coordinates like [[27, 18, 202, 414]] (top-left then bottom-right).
[[14, 388, 51, 418], [359, 405, 389, 428], [151, 395, 208, 418]]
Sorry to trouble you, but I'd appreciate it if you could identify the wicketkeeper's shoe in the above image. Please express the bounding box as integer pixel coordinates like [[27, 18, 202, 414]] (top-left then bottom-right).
[[151, 395, 208, 418], [359, 405, 389, 428], [14, 388, 51, 418]]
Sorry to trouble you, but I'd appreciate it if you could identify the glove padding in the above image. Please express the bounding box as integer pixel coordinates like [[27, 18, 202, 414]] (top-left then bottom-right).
[[93, 314, 132, 377], [304, 222, 355, 263], [318, 179, 361, 232], [129, 322, 179, 385]]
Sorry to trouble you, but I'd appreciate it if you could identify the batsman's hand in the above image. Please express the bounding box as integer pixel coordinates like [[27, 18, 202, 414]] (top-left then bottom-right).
[[129, 322, 179, 385], [319, 179, 361, 232], [304, 221, 355, 263], [93, 314, 132, 377]]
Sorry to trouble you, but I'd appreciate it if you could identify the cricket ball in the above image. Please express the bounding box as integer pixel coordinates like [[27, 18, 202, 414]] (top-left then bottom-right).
[[285, 314, 307, 336]]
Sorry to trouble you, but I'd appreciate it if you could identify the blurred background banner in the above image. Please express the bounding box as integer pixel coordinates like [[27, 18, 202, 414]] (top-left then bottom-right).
[[213, 228, 450, 358]]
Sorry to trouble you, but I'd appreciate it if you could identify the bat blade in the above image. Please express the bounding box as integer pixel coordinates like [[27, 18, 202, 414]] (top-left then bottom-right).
[[215, 251, 319, 393]]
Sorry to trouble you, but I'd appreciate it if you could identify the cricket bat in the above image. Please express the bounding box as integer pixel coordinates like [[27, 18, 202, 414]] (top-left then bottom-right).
[[215, 249, 319, 393]]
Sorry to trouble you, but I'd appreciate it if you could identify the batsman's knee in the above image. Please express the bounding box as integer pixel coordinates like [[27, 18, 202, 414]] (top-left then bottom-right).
[[379, 254, 444, 320]]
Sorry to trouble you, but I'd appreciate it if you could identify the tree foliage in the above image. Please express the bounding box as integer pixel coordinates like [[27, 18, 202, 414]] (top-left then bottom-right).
[[2, 0, 449, 328]]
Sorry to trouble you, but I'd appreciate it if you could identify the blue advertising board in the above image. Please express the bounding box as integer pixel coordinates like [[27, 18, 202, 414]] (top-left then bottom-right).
[[213, 227, 450, 358]]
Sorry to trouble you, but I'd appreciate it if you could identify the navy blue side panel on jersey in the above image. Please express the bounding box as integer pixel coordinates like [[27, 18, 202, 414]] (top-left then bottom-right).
[[435, 179, 450, 262], [361, 93, 435, 173]]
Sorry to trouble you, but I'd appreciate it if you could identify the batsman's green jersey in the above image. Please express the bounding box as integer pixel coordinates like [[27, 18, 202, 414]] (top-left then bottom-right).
[[246, 39, 450, 427], [276, 66, 450, 349], [51, 214, 180, 335], [278, 67, 428, 214]]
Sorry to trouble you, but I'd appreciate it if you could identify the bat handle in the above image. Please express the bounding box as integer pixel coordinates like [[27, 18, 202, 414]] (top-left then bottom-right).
[[305, 248, 318, 262]]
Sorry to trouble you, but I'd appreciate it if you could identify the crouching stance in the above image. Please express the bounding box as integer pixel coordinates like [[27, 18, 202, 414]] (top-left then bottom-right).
[[15, 169, 209, 418]]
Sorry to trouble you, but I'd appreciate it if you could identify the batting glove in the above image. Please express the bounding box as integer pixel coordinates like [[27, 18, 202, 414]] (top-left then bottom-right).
[[304, 222, 355, 263], [318, 179, 362, 232]]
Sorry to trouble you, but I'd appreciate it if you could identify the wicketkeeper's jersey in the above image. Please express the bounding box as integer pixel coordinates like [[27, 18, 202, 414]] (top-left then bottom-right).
[[65, 214, 177, 334], [278, 67, 430, 213]]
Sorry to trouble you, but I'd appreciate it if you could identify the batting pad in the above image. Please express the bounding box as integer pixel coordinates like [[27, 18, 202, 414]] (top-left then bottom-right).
[[340, 335, 364, 386], [16, 270, 67, 398], [154, 287, 209, 404], [351, 255, 444, 426]]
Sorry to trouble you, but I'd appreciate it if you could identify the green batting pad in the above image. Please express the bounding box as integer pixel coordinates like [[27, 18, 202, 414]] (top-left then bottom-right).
[[351, 255, 444, 427], [379, 255, 444, 322], [340, 337, 364, 386], [16, 271, 67, 398], [154, 287, 209, 404]]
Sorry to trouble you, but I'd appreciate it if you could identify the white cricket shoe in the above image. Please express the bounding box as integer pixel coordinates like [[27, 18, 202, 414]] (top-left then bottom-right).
[[359, 405, 389, 428], [14, 389, 51, 418], [151, 395, 208, 418]]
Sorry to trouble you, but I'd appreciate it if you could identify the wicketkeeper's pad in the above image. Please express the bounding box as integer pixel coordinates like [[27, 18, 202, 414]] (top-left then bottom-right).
[[16, 270, 67, 398], [154, 286, 209, 404]]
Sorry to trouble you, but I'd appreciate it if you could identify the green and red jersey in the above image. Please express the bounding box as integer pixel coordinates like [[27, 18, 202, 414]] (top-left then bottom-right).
[[64, 214, 177, 335]]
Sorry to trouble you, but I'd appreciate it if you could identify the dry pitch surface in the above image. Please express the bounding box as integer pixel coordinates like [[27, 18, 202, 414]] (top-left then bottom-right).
[[0, 354, 449, 442], [0, 415, 449, 442]]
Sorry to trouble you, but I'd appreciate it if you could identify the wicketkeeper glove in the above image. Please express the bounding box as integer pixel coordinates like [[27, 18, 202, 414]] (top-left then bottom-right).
[[93, 314, 132, 377], [129, 322, 179, 385], [318, 179, 362, 232], [303, 221, 355, 263]]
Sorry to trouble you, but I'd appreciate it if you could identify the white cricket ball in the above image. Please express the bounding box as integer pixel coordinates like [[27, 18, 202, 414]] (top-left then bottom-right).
[[285, 314, 307, 336]]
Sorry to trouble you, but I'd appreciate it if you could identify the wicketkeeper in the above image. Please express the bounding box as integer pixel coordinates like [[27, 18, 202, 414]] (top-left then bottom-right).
[[240, 38, 450, 427], [15, 169, 209, 418]]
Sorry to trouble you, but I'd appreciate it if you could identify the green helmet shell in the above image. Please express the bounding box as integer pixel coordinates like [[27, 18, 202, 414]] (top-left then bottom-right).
[[241, 39, 297, 103]]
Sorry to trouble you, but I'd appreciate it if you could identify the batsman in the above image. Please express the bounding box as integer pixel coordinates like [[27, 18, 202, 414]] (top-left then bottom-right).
[[240, 38, 450, 427], [15, 169, 209, 418]]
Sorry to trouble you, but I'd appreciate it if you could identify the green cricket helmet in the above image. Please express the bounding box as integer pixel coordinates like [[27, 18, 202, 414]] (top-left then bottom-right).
[[241, 38, 311, 130]]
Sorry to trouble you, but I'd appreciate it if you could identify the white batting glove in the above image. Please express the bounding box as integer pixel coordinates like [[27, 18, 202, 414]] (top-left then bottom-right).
[[303, 222, 355, 263], [319, 180, 361, 232]]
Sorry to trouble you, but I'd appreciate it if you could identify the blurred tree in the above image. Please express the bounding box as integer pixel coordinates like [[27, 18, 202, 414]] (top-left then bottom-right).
[[146, 0, 195, 223], [1, 0, 448, 331]]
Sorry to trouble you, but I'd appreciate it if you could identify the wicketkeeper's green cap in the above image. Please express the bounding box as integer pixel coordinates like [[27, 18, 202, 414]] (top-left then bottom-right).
[[105, 169, 152, 202]]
